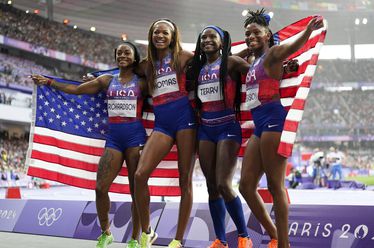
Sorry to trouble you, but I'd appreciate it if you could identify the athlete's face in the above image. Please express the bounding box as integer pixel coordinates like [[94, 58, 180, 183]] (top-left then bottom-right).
[[115, 44, 135, 68], [244, 23, 270, 51], [152, 23, 173, 50], [200, 28, 222, 54]]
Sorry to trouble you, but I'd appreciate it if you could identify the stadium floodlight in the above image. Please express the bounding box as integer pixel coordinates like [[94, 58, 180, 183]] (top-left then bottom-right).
[[363, 18, 368, 25], [355, 18, 360, 25], [7, 0, 12, 4], [242, 9, 248, 17], [73, 25, 78, 29], [90, 27, 96, 32]]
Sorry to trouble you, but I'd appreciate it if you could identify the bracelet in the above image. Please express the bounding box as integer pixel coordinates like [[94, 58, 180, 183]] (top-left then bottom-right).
[[46, 79, 53, 86]]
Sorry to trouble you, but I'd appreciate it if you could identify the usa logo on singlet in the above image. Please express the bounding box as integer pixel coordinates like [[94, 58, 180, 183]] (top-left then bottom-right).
[[245, 59, 261, 109]]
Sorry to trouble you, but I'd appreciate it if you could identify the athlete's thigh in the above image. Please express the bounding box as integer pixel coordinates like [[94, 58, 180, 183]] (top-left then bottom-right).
[[175, 128, 197, 178], [198, 140, 217, 183], [216, 139, 240, 183], [137, 131, 174, 177], [260, 132, 287, 186], [96, 148, 124, 188], [240, 135, 264, 187], [124, 146, 142, 183]]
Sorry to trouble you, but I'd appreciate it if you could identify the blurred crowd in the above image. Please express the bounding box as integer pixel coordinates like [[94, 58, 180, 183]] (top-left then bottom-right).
[[315, 60, 374, 83], [0, 52, 82, 88], [0, 3, 121, 65], [0, 52, 51, 88], [0, 136, 28, 184], [301, 89, 374, 135]]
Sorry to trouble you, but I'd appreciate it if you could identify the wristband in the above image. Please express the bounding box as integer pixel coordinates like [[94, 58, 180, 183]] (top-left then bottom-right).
[[47, 79, 53, 86]]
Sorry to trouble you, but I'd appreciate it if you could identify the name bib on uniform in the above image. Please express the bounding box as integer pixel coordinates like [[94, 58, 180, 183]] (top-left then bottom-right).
[[107, 99, 137, 118], [245, 83, 261, 109], [153, 73, 179, 97], [198, 81, 222, 103]]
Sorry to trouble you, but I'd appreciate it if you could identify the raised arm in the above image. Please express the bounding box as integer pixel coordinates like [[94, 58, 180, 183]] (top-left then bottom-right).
[[267, 16, 324, 62], [31, 74, 112, 95]]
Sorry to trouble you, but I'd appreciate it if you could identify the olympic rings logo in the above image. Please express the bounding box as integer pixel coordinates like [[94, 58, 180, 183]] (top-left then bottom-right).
[[37, 207, 63, 226]]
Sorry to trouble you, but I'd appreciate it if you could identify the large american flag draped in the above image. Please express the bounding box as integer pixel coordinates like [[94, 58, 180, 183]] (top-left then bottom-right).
[[26, 16, 327, 196]]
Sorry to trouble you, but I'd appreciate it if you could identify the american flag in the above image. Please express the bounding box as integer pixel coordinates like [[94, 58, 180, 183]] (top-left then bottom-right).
[[26, 77, 181, 196], [27, 16, 326, 196]]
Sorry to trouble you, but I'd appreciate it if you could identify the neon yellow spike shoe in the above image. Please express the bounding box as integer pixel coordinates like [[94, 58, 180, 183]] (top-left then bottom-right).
[[127, 238, 139, 248], [140, 228, 158, 248], [96, 232, 114, 248], [168, 239, 183, 248]]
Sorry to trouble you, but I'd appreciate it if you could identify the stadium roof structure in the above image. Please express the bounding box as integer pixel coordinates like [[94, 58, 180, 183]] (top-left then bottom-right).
[[12, 0, 374, 45]]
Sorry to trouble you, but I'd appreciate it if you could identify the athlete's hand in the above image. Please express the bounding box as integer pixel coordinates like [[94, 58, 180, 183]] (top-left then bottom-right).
[[82, 73, 95, 82], [30, 74, 50, 86], [307, 16, 324, 32], [284, 59, 299, 73]]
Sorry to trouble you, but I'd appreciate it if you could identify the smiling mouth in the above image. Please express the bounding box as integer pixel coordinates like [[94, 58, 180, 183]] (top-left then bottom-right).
[[203, 44, 214, 48]]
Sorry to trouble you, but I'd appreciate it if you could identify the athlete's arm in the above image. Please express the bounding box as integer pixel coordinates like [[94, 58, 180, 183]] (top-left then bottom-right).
[[31, 74, 112, 95], [228, 55, 250, 74], [180, 50, 194, 71], [135, 59, 148, 78], [138, 78, 149, 97], [267, 16, 323, 63]]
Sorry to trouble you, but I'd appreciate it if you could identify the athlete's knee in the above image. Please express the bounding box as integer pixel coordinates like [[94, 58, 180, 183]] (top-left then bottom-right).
[[134, 168, 148, 185], [179, 174, 192, 194], [95, 183, 109, 197], [217, 180, 233, 199], [206, 181, 219, 198], [127, 151, 141, 166], [239, 178, 257, 196], [267, 180, 285, 197]]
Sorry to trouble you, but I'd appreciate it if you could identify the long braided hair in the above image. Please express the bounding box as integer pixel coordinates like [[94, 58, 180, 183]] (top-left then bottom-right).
[[191, 26, 242, 118]]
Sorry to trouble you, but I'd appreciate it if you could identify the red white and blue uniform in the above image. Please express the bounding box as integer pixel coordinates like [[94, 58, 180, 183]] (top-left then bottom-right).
[[197, 57, 242, 144], [152, 53, 196, 138], [105, 74, 146, 151], [245, 54, 286, 137]]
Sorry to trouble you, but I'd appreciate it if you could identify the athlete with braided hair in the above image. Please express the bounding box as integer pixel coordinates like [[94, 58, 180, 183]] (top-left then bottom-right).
[[190, 25, 253, 248]]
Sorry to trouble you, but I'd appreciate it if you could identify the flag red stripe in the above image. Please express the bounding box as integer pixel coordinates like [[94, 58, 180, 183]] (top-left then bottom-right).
[[278, 16, 313, 40], [277, 142, 294, 158], [287, 35, 322, 60], [28, 166, 96, 189], [27, 167, 181, 196], [118, 168, 180, 178], [290, 99, 306, 110], [31, 150, 98, 171], [33, 134, 104, 156], [31, 149, 180, 178], [283, 120, 300, 133]]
